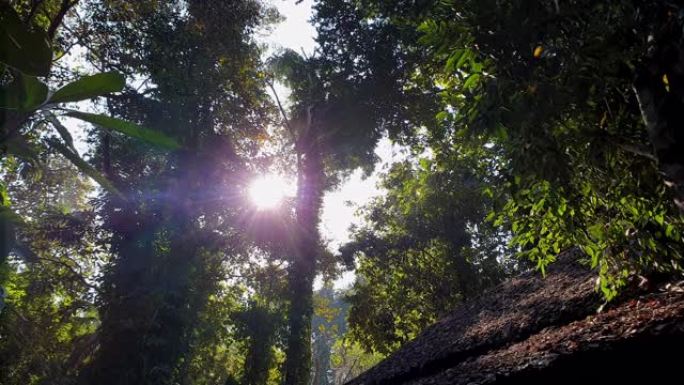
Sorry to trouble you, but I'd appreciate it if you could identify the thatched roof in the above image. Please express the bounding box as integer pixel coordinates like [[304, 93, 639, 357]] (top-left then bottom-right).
[[347, 250, 684, 385]]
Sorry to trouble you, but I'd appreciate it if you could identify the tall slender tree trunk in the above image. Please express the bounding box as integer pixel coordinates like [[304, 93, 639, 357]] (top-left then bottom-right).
[[242, 304, 278, 385], [79, 150, 206, 385], [283, 120, 324, 385]]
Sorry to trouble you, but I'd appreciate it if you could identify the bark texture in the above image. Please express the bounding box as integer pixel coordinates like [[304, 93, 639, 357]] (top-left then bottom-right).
[[283, 106, 325, 385]]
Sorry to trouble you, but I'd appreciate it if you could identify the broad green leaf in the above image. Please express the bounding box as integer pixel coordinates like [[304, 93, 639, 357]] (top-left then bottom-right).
[[0, 73, 48, 111], [587, 223, 604, 241], [65, 110, 181, 150], [0, 4, 52, 76], [49, 72, 126, 104], [462, 73, 480, 90], [46, 138, 125, 200], [444, 49, 464, 72], [654, 213, 664, 226], [557, 200, 567, 216], [456, 49, 472, 69], [495, 124, 508, 140]]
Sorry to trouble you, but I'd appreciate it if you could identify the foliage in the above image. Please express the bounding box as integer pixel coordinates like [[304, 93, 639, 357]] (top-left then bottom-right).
[[314, 0, 684, 300], [179, 283, 247, 385], [330, 337, 384, 385], [311, 284, 383, 385], [413, 0, 684, 297], [71, 1, 277, 384], [0, 2, 178, 268], [0, 154, 103, 385], [341, 154, 514, 353], [0, 2, 52, 76], [3, 1, 684, 385]]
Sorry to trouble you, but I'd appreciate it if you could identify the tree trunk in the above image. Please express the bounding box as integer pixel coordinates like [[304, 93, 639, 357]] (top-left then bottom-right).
[[242, 305, 277, 385], [79, 151, 206, 385], [283, 119, 324, 385]]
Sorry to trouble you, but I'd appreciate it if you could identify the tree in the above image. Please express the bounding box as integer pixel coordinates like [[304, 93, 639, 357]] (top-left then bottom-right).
[[311, 284, 346, 385], [312, 0, 684, 298], [71, 1, 275, 384], [414, 0, 684, 295], [0, 154, 102, 385], [0, 2, 177, 270], [340, 154, 513, 354], [268, 42, 414, 383]]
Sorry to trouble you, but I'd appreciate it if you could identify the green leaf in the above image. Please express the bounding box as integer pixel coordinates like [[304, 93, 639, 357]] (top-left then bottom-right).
[[46, 138, 125, 199], [444, 49, 464, 73], [587, 223, 604, 241], [65, 110, 181, 150], [654, 213, 664, 226], [557, 200, 567, 216], [463, 73, 481, 90], [0, 4, 52, 76], [0, 73, 48, 111], [49, 72, 126, 104], [419, 158, 430, 170], [495, 124, 508, 140], [456, 49, 472, 69], [482, 186, 494, 199]]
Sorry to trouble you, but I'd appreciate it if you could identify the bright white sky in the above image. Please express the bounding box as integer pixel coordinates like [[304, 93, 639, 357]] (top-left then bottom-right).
[[261, 0, 317, 56]]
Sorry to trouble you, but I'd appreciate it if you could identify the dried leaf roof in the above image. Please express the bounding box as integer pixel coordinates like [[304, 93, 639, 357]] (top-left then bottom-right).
[[347, 250, 684, 385]]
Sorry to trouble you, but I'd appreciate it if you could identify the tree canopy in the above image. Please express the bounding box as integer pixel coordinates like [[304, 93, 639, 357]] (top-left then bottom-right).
[[1, 1, 683, 385]]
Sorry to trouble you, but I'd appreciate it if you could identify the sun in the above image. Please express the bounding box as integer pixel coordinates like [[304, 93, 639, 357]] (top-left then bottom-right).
[[249, 174, 294, 209]]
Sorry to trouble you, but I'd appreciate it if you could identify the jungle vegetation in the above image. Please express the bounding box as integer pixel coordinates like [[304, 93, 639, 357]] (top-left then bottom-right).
[[1, 1, 683, 384]]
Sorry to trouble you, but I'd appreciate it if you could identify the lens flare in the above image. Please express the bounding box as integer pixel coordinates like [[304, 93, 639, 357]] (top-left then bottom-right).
[[249, 174, 294, 209]]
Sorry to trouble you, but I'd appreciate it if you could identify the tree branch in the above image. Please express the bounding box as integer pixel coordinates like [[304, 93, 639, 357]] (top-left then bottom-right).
[[47, 0, 79, 40], [266, 79, 296, 141]]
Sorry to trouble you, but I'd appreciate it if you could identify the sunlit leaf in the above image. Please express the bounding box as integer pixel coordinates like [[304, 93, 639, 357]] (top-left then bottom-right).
[[49, 72, 126, 104], [463, 73, 480, 90], [533, 45, 543, 59], [0, 182, 8, 207], [64, 110, 181, 150], [587, 223, 604, 241], [662, 73, 670, 92]]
